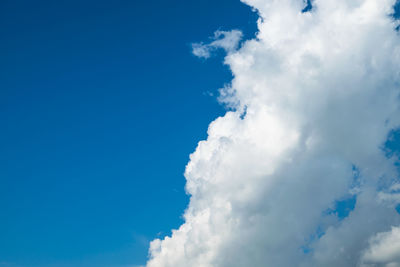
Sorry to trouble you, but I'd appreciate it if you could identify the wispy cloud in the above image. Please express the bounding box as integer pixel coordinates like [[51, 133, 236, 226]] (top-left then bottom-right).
[[191, 30, 243, 59]]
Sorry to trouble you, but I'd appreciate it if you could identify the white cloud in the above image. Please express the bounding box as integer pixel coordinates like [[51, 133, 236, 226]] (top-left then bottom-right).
[[360, 226, 400, 266], [192, 30, 243, 59], [147, 0, 400, 266]]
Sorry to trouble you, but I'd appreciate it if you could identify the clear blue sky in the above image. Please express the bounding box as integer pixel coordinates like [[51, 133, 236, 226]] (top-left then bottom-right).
[[0, 1, 257, 266]]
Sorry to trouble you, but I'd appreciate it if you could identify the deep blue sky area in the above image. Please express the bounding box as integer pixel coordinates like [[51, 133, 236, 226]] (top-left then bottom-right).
[[0, 1, 258, 266]]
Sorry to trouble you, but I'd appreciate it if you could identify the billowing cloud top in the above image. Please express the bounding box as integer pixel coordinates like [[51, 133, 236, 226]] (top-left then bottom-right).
[[147, 0, 400, 266]]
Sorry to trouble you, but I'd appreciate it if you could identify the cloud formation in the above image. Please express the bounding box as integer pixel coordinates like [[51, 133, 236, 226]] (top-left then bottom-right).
[[192, 30, 243, 59], [147, 0, 400, 266], [361, 226, 400, 266]]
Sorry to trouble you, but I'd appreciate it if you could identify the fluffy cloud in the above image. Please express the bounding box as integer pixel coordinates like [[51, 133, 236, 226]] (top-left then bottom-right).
[[147, 0, 400, 266], [361, 226, 400, 266]]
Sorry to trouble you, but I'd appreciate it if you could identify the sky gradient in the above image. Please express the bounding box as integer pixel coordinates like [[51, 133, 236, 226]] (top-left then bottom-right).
[[0, 1, 257, 266]]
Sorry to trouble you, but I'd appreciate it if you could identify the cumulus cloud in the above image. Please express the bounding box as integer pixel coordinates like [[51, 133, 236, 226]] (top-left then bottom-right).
[[147, 0, 400, 266], [361, 226, 400, 266], [192, 30, 243, 59]]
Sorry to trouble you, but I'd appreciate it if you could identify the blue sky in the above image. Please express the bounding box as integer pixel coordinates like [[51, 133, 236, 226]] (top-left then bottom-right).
[[3, 1, 400, 267], [0, 1, 257, 266]]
